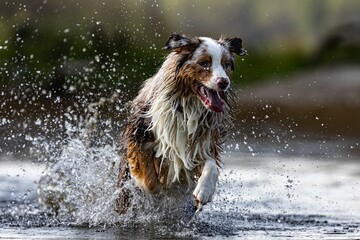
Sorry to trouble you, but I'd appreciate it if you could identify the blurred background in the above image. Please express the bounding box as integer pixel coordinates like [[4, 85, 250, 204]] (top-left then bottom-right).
[[1, 2, 360, 237], [0, 0, 360, 157]]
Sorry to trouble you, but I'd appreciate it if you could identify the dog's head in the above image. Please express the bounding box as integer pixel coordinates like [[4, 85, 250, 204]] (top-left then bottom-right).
[[164, 32, 246, 113]]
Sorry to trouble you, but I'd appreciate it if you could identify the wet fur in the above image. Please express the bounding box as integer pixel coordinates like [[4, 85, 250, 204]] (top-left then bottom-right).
[[116, 33, 246, 214]]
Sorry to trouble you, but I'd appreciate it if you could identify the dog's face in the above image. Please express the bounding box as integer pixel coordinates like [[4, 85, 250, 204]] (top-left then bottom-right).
[[164, 33, 246, 112]]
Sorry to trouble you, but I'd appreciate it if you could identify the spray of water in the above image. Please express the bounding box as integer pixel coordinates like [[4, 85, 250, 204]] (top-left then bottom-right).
[[34, 93, 122, 226], [35, 92, 197, 228]]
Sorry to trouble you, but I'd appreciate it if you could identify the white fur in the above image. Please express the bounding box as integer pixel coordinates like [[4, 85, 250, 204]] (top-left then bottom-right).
[[148, 94, 221, 204], [193, 158, 219, 204], [147, 92, 219, 185], [197, 37, 229, 90]]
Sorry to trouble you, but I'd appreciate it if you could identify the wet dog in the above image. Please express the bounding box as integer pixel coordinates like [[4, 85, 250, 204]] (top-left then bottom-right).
[[117, 33, 246, 214]]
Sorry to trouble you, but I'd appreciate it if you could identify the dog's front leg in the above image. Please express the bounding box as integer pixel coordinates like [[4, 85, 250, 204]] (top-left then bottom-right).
[[193, 158, 219, 206]]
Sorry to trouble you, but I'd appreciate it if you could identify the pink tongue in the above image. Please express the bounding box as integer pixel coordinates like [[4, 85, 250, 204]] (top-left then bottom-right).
[[205, 89, 224, 112]]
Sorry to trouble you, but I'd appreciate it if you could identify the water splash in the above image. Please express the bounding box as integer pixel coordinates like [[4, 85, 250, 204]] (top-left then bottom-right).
[[35, 93, 196, 228], [38, 138, 122, 226], [32, 93, 123, 226]]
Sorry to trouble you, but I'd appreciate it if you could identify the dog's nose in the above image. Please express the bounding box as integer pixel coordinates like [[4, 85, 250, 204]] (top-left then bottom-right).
[[217, 77, 230, 90]]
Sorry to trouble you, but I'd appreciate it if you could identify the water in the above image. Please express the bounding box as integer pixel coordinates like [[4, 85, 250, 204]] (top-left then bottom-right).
[[0, 96, 360, 239], [1, 151, 360, 239]]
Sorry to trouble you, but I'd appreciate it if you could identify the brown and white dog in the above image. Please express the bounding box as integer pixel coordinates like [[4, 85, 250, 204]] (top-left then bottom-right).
[[117, 33, 246, 214]]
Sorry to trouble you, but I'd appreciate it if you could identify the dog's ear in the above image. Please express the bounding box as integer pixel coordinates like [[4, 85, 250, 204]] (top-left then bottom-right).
[[163, 32, 199, 54], [219, 37, 247, 56]]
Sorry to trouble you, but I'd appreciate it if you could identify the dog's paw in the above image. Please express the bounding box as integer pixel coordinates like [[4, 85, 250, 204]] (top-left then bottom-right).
[[193, 159, 218, 205], [193, 181, 215, 205]]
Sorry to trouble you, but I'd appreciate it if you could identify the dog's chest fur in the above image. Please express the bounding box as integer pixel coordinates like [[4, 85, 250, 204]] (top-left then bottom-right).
[[148, 93, 223, 185]]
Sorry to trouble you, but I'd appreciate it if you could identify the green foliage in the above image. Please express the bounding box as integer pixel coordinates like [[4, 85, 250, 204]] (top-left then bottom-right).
[[233, 49, 308, 86], [0, 23, 163, 96], [0, 19, 357, 96], [1, 0, 360, 96], [0, 27, 310, 96], [313, 45, 360, 66]]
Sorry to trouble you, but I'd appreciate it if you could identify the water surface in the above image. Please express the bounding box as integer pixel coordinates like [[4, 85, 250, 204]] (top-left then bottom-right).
[[1, 149, 359, 239]]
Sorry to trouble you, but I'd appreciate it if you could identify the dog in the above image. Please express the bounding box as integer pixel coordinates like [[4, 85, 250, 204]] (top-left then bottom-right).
[[116, 33, 246, 214]]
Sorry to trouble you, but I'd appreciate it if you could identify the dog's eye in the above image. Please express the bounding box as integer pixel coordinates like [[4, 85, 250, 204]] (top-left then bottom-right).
[[198, 61, 210, 69], [223, 62, 231, 69]]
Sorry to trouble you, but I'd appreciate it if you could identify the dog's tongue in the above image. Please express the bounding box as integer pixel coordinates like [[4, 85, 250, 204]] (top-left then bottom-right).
[[204, 88, 224, 112]]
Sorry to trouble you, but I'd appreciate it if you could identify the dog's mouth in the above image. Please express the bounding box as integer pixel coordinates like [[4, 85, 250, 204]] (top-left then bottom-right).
[[196, 84, 225, 112]]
